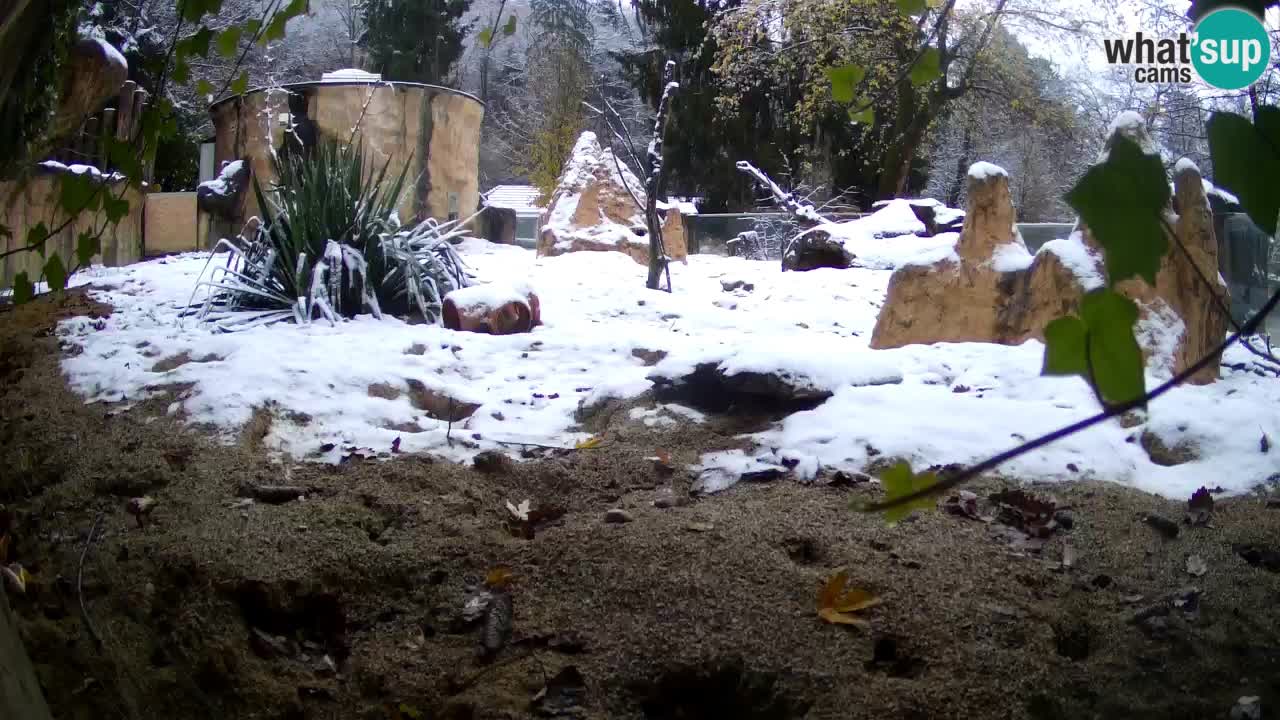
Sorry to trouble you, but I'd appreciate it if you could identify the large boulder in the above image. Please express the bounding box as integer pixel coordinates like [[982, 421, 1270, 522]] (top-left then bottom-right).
[[871, 162, 1074, 346], [537, 132, 687, 264], [872, 113, 1230, 384]]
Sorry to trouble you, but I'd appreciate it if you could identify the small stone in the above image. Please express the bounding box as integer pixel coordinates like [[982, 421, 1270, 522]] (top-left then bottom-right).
[[603, 509, 633, 524], [685, 522, 714, 532], [1144, 513, 1180, 539], [1231, 696, 1262, 720]]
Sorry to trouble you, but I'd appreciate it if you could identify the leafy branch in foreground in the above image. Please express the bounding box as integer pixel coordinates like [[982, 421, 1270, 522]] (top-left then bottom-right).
[[864, 110, 1280, 519]]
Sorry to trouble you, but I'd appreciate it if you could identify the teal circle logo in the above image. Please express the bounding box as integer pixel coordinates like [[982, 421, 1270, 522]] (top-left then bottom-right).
[[1192, 8, 1270, 90]]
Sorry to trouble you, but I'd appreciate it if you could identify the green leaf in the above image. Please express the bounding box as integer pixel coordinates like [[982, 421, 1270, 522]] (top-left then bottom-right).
[[103, 194, 131, 224], [897, 0, 927, 14], [874, 462, 940, 525], [1080, 289, 1145, 407], [106, 136, 143, 183], [43, 253, 67, 293], [503, 14, 517, 35], [76, 231, 101, 267], [25, 222, 49, 257], [172, 59, 191, 85], [216, 25, 243, 57], [909, 48, 941, 87], [1065, 135, 1169, 285], [1206, 110, 1280, 236], [825, 64, 865, 104], [60, 173, 99, 214], [196, 78, 215, 97], [180, 26, 214, 57], [478, 27, 493, 48], [230, 71, 250, 96], [282, 0, 308, 18], [847, 106, 874, 126], [1042, 316, 1088, 376], [11, 272, 34, 305], [262, 12, 289, 43]]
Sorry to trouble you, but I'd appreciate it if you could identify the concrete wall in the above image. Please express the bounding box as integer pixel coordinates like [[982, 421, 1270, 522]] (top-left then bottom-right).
[[209, 81, 483, 237], [143, 192, 199, 256], [1, 172, 144, 288]]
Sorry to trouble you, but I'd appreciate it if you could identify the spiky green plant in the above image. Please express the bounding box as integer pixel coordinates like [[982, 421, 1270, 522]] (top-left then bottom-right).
[[187, 140, 471, 330]]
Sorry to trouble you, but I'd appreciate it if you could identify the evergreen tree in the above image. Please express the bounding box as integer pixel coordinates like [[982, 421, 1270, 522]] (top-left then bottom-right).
[[361, 0, 474, 84]]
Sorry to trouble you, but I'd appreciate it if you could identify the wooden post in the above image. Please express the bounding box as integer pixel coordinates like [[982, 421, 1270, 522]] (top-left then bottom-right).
[[92, 111, 110, 169], [0, 588, 53, 720], [114, 80, 137, 142]]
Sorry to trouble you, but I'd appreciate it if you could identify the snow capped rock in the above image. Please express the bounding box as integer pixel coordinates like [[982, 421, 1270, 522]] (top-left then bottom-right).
[[967, 161, 1008, 180]]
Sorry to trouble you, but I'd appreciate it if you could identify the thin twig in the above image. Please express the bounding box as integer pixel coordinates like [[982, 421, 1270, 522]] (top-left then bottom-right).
[[77, 511, 106, 651], [866, 285, 1280, 513]]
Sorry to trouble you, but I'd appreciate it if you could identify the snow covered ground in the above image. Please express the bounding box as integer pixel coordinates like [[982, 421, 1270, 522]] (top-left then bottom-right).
[[56, 235, 1280, 500]]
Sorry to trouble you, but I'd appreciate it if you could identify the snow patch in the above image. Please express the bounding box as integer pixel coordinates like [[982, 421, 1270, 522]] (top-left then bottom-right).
[[967, 161, 1008, 180], [991, 242, 1034, 272], [1038, 232, 1106, 291]]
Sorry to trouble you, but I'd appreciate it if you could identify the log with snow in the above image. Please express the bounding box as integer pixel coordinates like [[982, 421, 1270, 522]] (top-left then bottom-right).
[[442, 283, 541, 335]]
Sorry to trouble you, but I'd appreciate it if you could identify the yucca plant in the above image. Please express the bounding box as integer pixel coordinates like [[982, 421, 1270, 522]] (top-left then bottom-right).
[[187, 140, 471, 330]]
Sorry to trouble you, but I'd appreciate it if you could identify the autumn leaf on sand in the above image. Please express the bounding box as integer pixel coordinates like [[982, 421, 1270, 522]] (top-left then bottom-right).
[[817, 570, 881, 628], [485, 566, 514, 589]]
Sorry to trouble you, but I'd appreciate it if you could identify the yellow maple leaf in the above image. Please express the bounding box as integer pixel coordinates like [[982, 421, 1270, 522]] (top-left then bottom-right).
[[574, 436, 603, 450], [485, 566, 514, 589], [817, 570, 881, 628]]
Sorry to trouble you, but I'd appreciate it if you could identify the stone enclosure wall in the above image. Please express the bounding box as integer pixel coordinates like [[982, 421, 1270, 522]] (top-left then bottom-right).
[[0, 171, 144, 288], [872, 120, 1230, 384], [209, 81, 484, 234]]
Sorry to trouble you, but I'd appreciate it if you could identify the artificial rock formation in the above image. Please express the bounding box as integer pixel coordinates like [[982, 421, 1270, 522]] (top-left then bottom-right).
[[537, 131, 687, 265], [871, 163, 1083, 347], [872, 117, 1230, 384]]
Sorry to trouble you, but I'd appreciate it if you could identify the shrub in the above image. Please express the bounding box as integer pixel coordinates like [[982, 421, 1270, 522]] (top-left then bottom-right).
[[188, 141, 471, 329]]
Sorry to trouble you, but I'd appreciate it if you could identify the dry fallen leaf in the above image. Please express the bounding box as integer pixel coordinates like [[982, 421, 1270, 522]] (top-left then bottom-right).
[[685, 521, 714, 533], [1186, 554, 1208, 577], [575, 436, 603, 450], [506, 499, 532, 521], [485, 566, 514, 589], [1186, 486, 1214, 526], [817, 570, 881, 628], [2, 563, 31, 595]]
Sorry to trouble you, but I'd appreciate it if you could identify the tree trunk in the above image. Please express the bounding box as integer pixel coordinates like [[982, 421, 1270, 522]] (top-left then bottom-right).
[[947, 124, 971, 208], [1, 589, 53, 720]]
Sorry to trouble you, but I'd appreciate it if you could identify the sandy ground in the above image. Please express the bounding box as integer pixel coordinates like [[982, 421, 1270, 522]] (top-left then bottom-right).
[[3, 289, 1280, 720]]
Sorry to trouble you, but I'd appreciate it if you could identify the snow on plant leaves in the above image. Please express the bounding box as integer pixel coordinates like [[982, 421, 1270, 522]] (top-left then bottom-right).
[[817, 570, 882, 628], [1207, 109, 1280, 236], [1065, 135, 1169, 285]]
